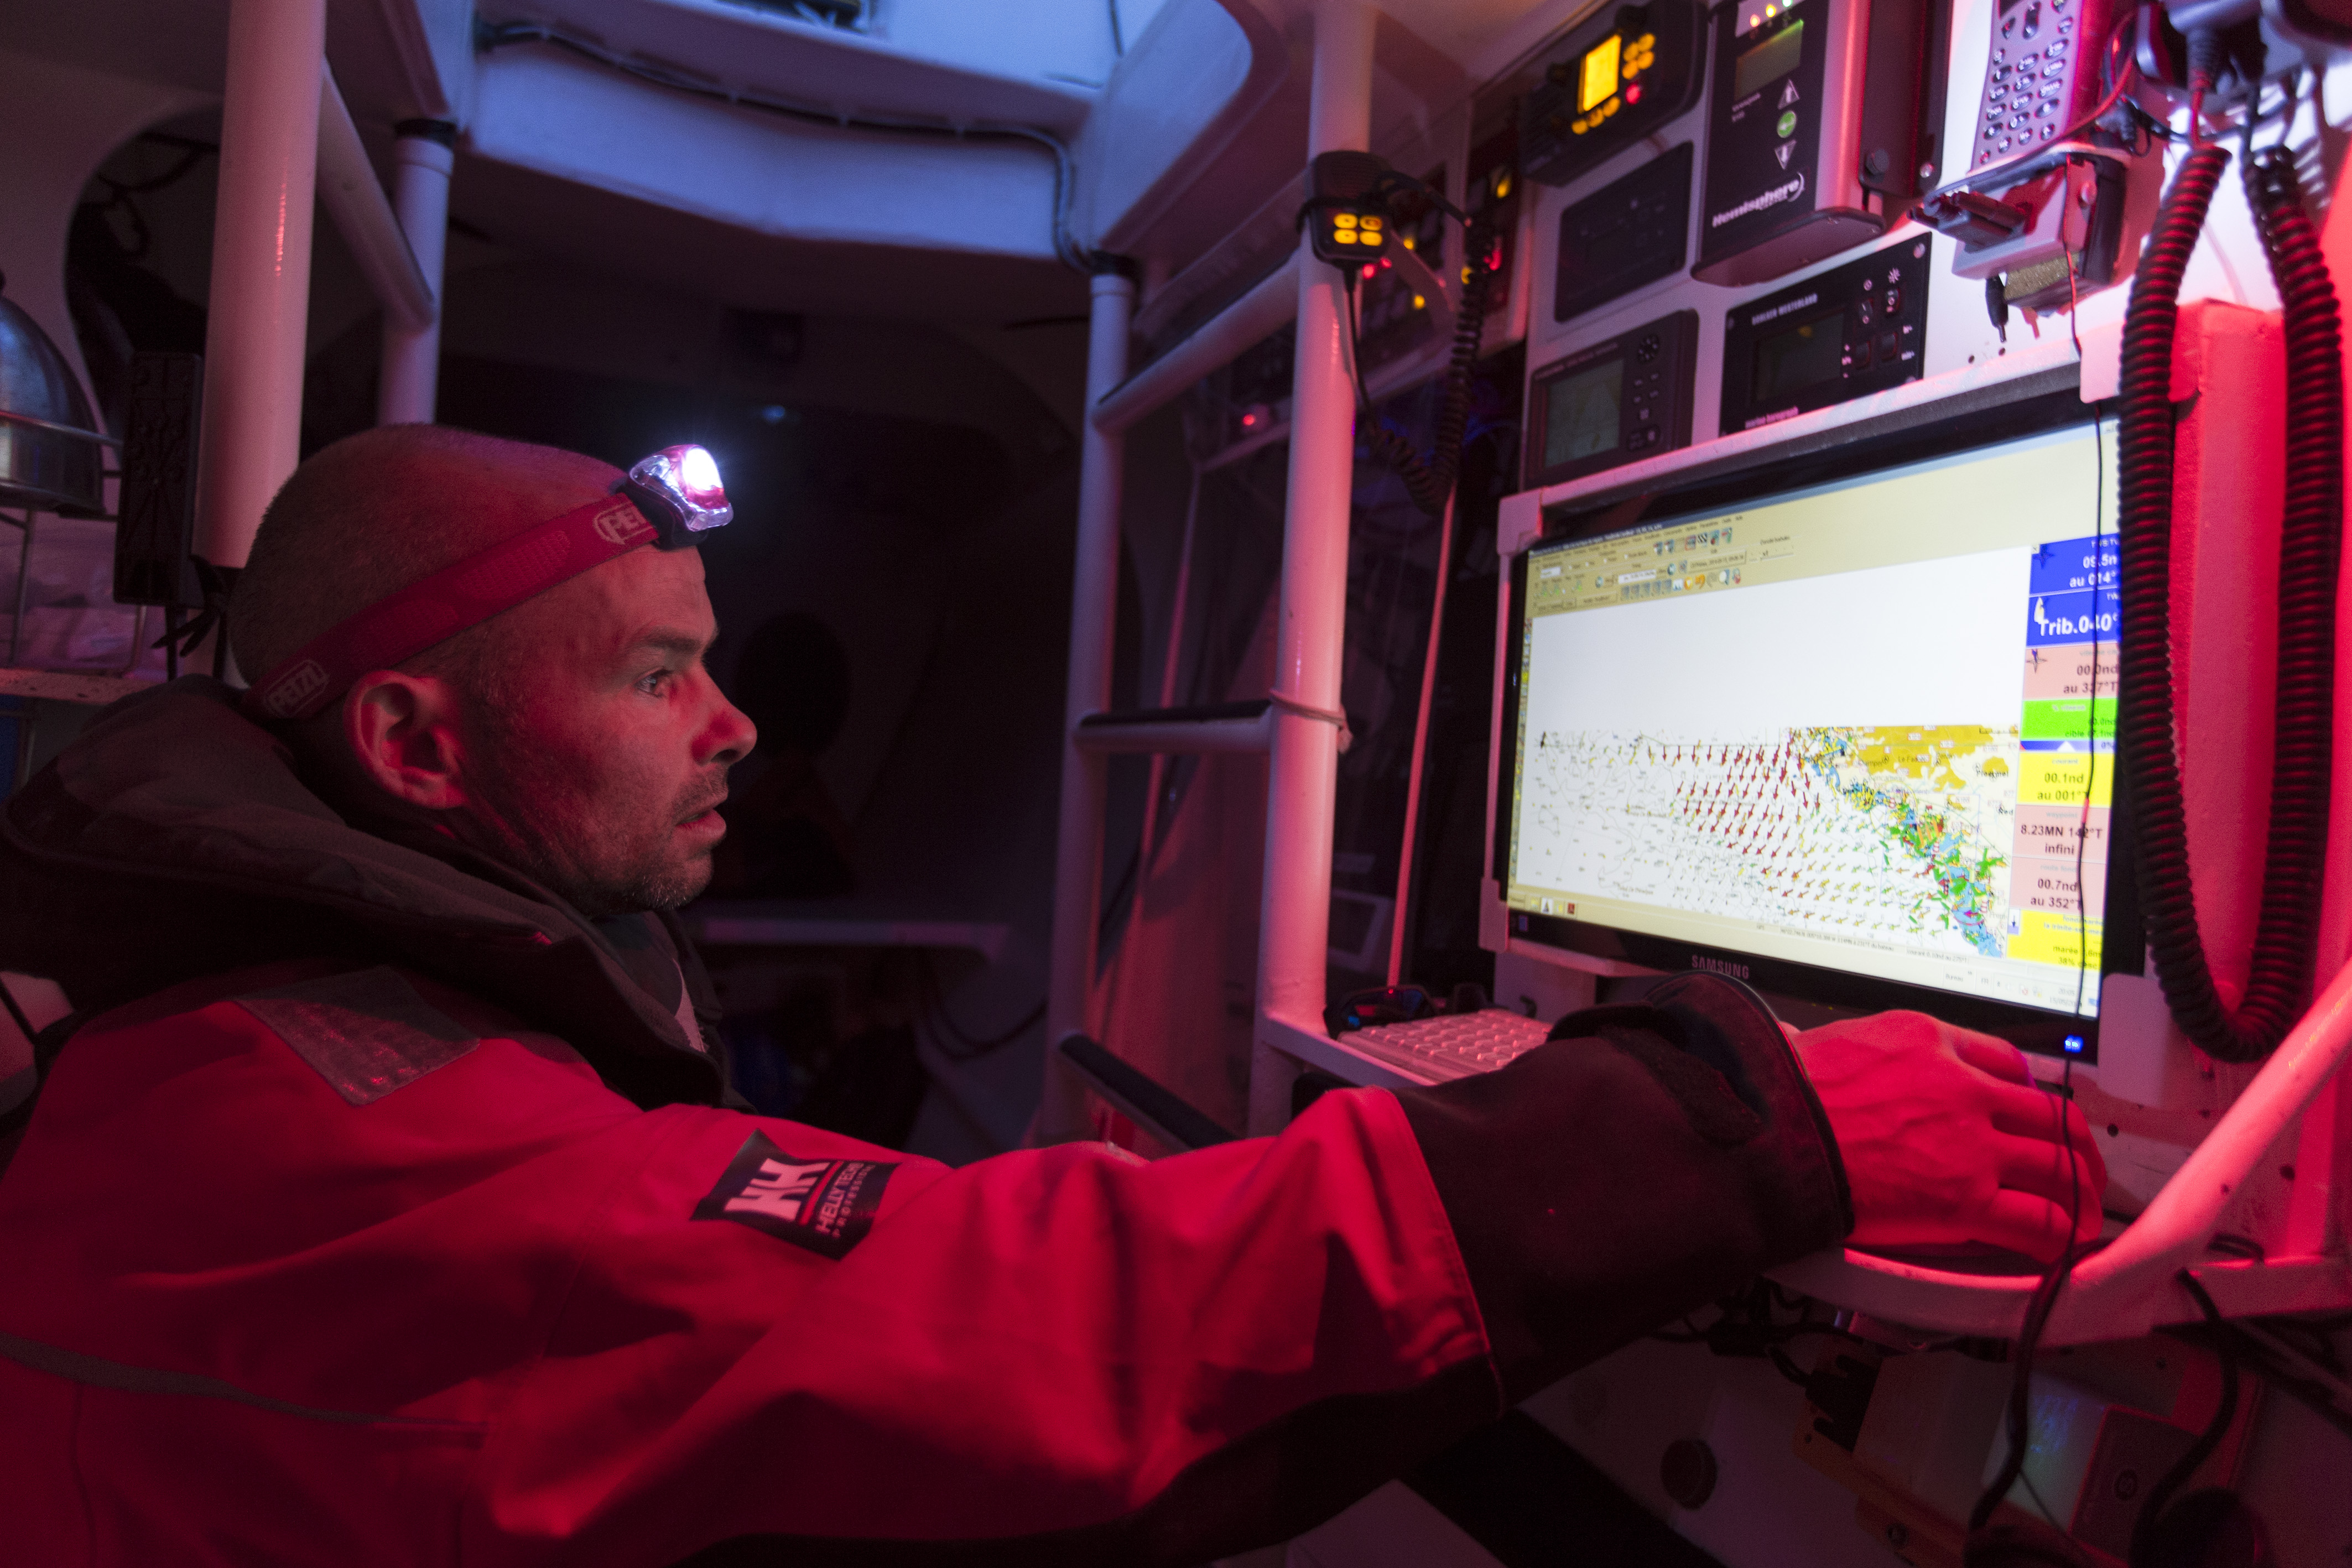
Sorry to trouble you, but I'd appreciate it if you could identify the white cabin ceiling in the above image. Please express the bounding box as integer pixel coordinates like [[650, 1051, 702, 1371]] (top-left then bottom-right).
[[3, 0, 1604, 331]]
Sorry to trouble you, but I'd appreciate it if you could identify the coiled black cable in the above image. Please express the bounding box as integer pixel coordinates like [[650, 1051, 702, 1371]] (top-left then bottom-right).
[[1359, 220, 1500, 517], [2112, 142, 2343, 1062]]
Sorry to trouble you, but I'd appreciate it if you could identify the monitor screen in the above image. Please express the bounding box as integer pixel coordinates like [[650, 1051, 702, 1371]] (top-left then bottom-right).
[[1501, 417, 2119, 1053], [1542, 359, 1625, 469]]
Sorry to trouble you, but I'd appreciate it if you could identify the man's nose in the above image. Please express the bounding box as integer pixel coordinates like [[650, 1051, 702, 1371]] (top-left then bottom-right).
[[699, 683, 758, 767]]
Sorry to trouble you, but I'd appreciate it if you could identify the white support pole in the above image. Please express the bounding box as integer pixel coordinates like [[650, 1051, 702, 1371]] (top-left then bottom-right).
[[1039, 265, 1137, 1143], [378, 121, 456, 425], [195, 0, 326, 574], [1248, 2, 1376, 1137]]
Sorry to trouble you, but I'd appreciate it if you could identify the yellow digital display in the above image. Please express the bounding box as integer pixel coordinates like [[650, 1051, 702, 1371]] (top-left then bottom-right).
[[1580, 34, 1622, 112]]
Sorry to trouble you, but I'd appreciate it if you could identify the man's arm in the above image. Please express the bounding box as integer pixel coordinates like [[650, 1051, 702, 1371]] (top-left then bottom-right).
[[489, 974, 1856, 1565], [494, 971, 2101, 1565], [0, 966, 2088, 1568]]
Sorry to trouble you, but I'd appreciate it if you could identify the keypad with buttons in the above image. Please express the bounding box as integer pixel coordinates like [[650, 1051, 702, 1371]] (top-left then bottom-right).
[[1977, 0, 2106, 162], [1624, 344, 1669, 446], [1833, 255, 1924, 385]]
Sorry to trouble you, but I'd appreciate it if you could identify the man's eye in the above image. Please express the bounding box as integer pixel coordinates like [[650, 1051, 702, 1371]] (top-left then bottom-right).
[[638, 669, 674, 695]]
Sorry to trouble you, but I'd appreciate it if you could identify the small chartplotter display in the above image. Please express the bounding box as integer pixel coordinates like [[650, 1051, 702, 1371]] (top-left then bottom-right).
[[1525, 310, 1698, 489], [1498, 415, 2123, 1058]]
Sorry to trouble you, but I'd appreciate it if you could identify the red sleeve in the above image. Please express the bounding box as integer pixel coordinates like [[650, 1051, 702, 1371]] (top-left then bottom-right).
[[476, 1087, 1497, 1566], [0, 964, 1843, 1568]]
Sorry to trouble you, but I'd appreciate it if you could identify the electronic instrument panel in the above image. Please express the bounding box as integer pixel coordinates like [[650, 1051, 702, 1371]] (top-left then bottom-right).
[[1523, 1, 1708, 191], [1694, 0, 1896, 285], [1518, 0, 2015, 472], [1554, 144, 1694, 326], [1719, 237, 1931, 431], [1525, 309, 1700, 488]]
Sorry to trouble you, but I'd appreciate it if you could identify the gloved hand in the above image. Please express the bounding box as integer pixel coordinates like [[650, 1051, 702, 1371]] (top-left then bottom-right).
[[1790, 1012, 2107, 1263]]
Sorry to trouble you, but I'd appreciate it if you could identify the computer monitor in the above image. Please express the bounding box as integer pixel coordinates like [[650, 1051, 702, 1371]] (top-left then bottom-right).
[[1496, 404, 2128, 1060]]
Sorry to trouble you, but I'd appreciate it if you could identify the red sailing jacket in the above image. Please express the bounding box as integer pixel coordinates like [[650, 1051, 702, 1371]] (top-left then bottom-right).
[[0, 682, 1852, 1565]]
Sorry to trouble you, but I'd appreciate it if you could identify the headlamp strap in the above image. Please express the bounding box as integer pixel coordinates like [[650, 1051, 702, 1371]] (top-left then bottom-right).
[[241, 492, 656, 723]]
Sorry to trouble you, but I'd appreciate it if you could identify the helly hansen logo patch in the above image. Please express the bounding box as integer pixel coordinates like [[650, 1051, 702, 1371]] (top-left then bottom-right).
[[693, 1131, 894, 1258]]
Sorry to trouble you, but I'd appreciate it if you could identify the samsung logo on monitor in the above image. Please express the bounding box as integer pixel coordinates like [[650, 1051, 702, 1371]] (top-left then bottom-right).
[[1690, 955, 1751, 981]]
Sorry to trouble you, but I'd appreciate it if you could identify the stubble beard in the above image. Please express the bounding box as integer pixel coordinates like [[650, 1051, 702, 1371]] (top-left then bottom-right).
[[605, 844, 716, 916], [463, 732, 727, 918]]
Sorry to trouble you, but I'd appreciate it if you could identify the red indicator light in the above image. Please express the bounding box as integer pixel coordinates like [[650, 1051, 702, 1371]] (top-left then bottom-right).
[[1361, 263, 1377, 278], [1626, 84, 1643, 104]]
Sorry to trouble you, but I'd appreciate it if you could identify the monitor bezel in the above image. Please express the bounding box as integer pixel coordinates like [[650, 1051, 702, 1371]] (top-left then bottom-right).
[[1490, 390, 2143, 1061]]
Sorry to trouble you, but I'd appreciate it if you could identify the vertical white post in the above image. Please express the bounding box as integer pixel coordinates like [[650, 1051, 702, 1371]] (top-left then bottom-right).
[[194, 0, 326, 572], [1039, 264, 1136, 1143], [1248, 2, 1376, 1136], [377, 120, 455, 426]]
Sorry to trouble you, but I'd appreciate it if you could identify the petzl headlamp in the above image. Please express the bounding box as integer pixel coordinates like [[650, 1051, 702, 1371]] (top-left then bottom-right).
[[243, 444, 732, 723]]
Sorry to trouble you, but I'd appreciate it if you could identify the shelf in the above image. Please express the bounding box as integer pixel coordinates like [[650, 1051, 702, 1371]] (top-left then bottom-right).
[[1498, 340, 2084, 557], [1257, 1008, 1427, 1091], [0, 668, 154, 706], [687, 900, 1011, 962]]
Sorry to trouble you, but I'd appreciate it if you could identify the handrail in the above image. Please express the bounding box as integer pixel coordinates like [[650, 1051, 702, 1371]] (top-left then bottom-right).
[[1059, 1034, 1239, 1152], [1092, 233, 1459, 442], [1092, 254, 1299, 436], [1073, 700, 1274, 754], [1775, 956, 2352, 1341], [317, 65, 435, 334]]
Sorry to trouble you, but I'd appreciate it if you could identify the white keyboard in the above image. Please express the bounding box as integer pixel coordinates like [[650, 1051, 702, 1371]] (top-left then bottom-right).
[[1338, 1008, 1554, 1082]]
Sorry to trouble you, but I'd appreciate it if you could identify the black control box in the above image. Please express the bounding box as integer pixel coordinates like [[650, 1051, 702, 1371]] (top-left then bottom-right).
[[1524, 309, 1699, 490], [1554, 143, 1693, 325], [1719, 237, 1930, 433], [112, 352, 206, 610], [1523, 2, 1707, 191], [1693, 0, 1932, 286]]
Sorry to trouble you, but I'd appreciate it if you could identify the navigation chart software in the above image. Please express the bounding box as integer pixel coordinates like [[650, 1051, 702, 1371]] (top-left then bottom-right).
[[1506, 421, 2116, 1023]]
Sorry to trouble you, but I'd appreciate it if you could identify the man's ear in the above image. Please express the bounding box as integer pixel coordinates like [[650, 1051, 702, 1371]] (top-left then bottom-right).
[[342, 670, 472, 812]]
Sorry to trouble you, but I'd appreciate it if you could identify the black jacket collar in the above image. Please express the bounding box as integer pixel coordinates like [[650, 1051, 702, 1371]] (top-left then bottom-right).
[[0, 678, 730, 1109]]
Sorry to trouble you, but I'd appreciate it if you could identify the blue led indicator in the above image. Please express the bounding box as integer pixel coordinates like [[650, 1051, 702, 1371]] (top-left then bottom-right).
[[2063, 1035, 2085, 1054]]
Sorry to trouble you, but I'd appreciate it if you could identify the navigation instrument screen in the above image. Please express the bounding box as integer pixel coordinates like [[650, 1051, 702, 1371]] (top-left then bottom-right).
[[1733, 17, 1804, 100], [1752, 319, 1844, 405], [1543, 360, 1626, 468], [1504, 420, 2118, 1038], [1580, 33, 1623, 111]]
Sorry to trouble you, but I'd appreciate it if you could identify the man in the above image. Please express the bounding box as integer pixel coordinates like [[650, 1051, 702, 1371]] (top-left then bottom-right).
[[0, 426, 2102, 1566]]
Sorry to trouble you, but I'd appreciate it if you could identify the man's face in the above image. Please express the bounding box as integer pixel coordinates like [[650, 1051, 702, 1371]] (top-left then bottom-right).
[[453, 545, 757, 916]]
